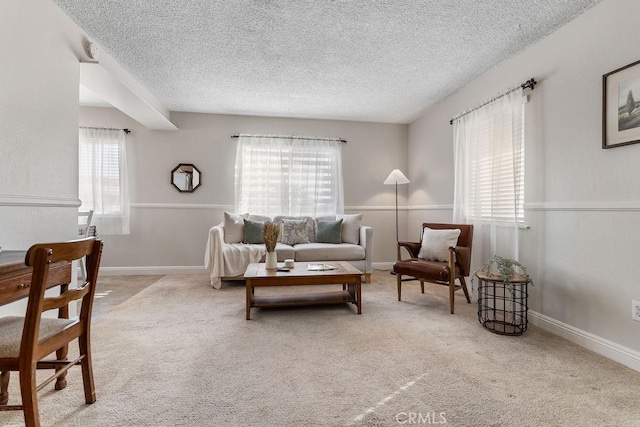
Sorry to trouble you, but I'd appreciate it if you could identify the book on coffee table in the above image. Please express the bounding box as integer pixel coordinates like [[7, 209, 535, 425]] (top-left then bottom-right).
[[307, 263, 337, 271]]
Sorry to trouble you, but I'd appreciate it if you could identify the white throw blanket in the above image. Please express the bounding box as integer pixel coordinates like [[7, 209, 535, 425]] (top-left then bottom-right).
[[204, 225, 266, 288]]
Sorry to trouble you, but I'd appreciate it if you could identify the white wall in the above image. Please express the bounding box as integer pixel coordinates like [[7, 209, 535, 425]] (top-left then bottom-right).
[[0, 0, 90, 315], [0, 0, 84, 247], [79, 108, 409, 271], [408, 0, 640, 365]]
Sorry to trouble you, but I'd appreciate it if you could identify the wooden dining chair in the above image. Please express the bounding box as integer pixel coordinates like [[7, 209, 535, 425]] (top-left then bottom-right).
[[0, 237, 103, 427]]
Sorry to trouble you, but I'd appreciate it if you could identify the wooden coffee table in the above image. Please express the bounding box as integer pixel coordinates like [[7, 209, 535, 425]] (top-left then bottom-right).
[[244, 261, 362, 320]]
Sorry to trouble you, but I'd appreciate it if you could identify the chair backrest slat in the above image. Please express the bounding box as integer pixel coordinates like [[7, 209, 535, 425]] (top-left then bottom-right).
[[25, 238, 98, 266], [41, 285, 90, 312]]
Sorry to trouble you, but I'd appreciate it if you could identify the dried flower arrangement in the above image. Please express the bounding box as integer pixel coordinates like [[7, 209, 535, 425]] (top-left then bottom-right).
[[263, 221, 280, 252]]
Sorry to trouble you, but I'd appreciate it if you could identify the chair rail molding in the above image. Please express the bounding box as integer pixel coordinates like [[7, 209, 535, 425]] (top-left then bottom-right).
[[131, 203, 415, 211], [407, 204, 454, 211], [525, 201, 640, 211], [0, 194, 80, 207]]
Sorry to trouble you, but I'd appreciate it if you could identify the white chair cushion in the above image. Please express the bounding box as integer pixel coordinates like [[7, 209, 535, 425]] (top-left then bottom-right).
[[417, 227, 461, 262]]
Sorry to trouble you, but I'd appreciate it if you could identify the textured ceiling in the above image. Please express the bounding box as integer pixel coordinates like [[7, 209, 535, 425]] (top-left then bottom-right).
[[54, 0, 602, 124]]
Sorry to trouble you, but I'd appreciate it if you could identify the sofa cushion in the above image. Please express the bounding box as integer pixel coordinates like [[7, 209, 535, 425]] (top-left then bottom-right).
[[275, 243, 295, 261], [280, 219, 311, 245], [417, 227, 460, 262], [337, 214, 362, 244], [243, 219, 265, 244], [223, 212, 248, 243], [316, 219, 342, 244], [273, 216, 315, 242], [294, 243, 365, 262]]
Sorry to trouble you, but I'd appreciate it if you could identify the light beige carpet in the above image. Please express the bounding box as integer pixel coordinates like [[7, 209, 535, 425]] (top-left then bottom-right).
[[2, 271, 640, 426]]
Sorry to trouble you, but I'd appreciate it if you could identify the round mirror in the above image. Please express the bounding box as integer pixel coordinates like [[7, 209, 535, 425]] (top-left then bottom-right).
[[171, 163, 201, 193]]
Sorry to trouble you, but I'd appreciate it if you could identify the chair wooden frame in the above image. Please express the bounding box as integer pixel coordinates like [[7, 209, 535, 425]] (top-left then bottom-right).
[[78, 210, 94, 281], [393, 223, 473, 314], [0, 237, 103, 427]]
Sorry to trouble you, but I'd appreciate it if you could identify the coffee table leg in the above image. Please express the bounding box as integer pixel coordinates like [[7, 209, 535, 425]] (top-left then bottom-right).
[[246, 279, 252, 320]]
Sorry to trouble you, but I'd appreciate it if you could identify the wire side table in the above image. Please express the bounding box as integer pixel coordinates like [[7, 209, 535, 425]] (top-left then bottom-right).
[[475, 271, 530, 336]]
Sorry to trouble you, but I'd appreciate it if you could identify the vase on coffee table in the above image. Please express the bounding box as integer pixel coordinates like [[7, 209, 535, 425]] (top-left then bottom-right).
[[265, 251, 277, 270]]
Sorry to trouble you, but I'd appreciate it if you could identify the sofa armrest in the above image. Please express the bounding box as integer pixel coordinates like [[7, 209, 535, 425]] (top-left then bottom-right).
[[204, 223, 225, 288], [359, 226, 373, 274]]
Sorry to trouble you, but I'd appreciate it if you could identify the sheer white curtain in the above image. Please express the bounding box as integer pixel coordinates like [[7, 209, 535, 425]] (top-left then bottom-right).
[[79, 127, 130, 235], [235, 135, 344, 216], [453, 87, 525, 270]]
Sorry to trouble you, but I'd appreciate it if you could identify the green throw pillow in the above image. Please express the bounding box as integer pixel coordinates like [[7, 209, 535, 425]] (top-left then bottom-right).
[[316, 219, 343, 244], [243, 219, 265, 244]]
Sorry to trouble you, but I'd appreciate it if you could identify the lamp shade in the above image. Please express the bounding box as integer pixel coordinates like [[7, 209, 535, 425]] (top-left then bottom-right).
[[383, 169, 410, 185]]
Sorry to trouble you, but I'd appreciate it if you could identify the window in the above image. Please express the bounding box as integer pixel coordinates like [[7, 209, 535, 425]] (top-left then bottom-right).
[[79, 127, 130, 235], [235, 135, 344, 217], [453, 88, 525, 225]]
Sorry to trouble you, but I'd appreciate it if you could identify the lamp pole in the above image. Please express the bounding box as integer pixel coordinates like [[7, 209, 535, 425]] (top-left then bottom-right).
[[383, 169, 410, 263], [394, 181, 399, 243], [395, 181, 401, 261]]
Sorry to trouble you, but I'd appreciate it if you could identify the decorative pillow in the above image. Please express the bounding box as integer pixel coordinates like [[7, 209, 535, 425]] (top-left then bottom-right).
[[223, 212, 249, 243], [417, 227, 461, 262], [280, 219, 311, 245], [337, 213, 363, 244], [243, 219, 265, 244], [316, 219, 343, 244], [274, 216, 315, 242]]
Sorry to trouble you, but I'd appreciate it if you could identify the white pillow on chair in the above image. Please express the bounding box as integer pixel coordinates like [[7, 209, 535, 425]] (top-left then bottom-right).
[[417, 227, 461, 262]]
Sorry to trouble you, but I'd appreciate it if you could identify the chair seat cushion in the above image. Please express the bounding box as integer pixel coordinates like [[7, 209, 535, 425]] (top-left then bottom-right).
[[393, 258, 460, 282], [0, 316, 75, 358]]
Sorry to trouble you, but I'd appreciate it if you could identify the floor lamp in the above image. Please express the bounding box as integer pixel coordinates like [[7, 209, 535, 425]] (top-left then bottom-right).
[[384, 169, 410, 266]]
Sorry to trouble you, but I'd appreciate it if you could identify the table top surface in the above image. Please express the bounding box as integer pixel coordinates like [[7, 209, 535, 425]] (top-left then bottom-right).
[[244, 261, 361, 279], [0, 250, 27, 268]]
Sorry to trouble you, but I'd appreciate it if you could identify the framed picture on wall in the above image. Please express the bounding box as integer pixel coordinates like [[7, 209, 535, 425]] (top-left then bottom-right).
[[603, 58, 640, 149]]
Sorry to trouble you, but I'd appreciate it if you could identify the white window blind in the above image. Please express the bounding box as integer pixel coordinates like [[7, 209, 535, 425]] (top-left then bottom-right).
[[235, 135, 344, 217], [79, 127, 130, 235]]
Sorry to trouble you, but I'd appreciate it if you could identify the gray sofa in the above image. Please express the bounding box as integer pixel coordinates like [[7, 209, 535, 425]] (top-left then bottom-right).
[[204, 214, 373, 288]]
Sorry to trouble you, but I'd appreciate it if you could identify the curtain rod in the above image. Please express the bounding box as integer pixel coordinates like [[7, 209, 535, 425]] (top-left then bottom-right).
[[81, 126, 130, 134], [449, 78, 537, 125], [231, 134, 346, 143]]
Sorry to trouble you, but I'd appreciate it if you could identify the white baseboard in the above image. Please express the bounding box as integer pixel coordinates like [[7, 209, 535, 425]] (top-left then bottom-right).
[[529, 310, 640, 373], [99, 266, 208, 276]]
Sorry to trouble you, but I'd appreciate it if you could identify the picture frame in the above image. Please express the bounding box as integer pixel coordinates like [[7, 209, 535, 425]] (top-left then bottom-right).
[[603, 58, 640, 149]]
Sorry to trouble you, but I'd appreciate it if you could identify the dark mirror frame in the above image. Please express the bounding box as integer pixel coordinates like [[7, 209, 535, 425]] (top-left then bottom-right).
[[171, 163, 201, 193]]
